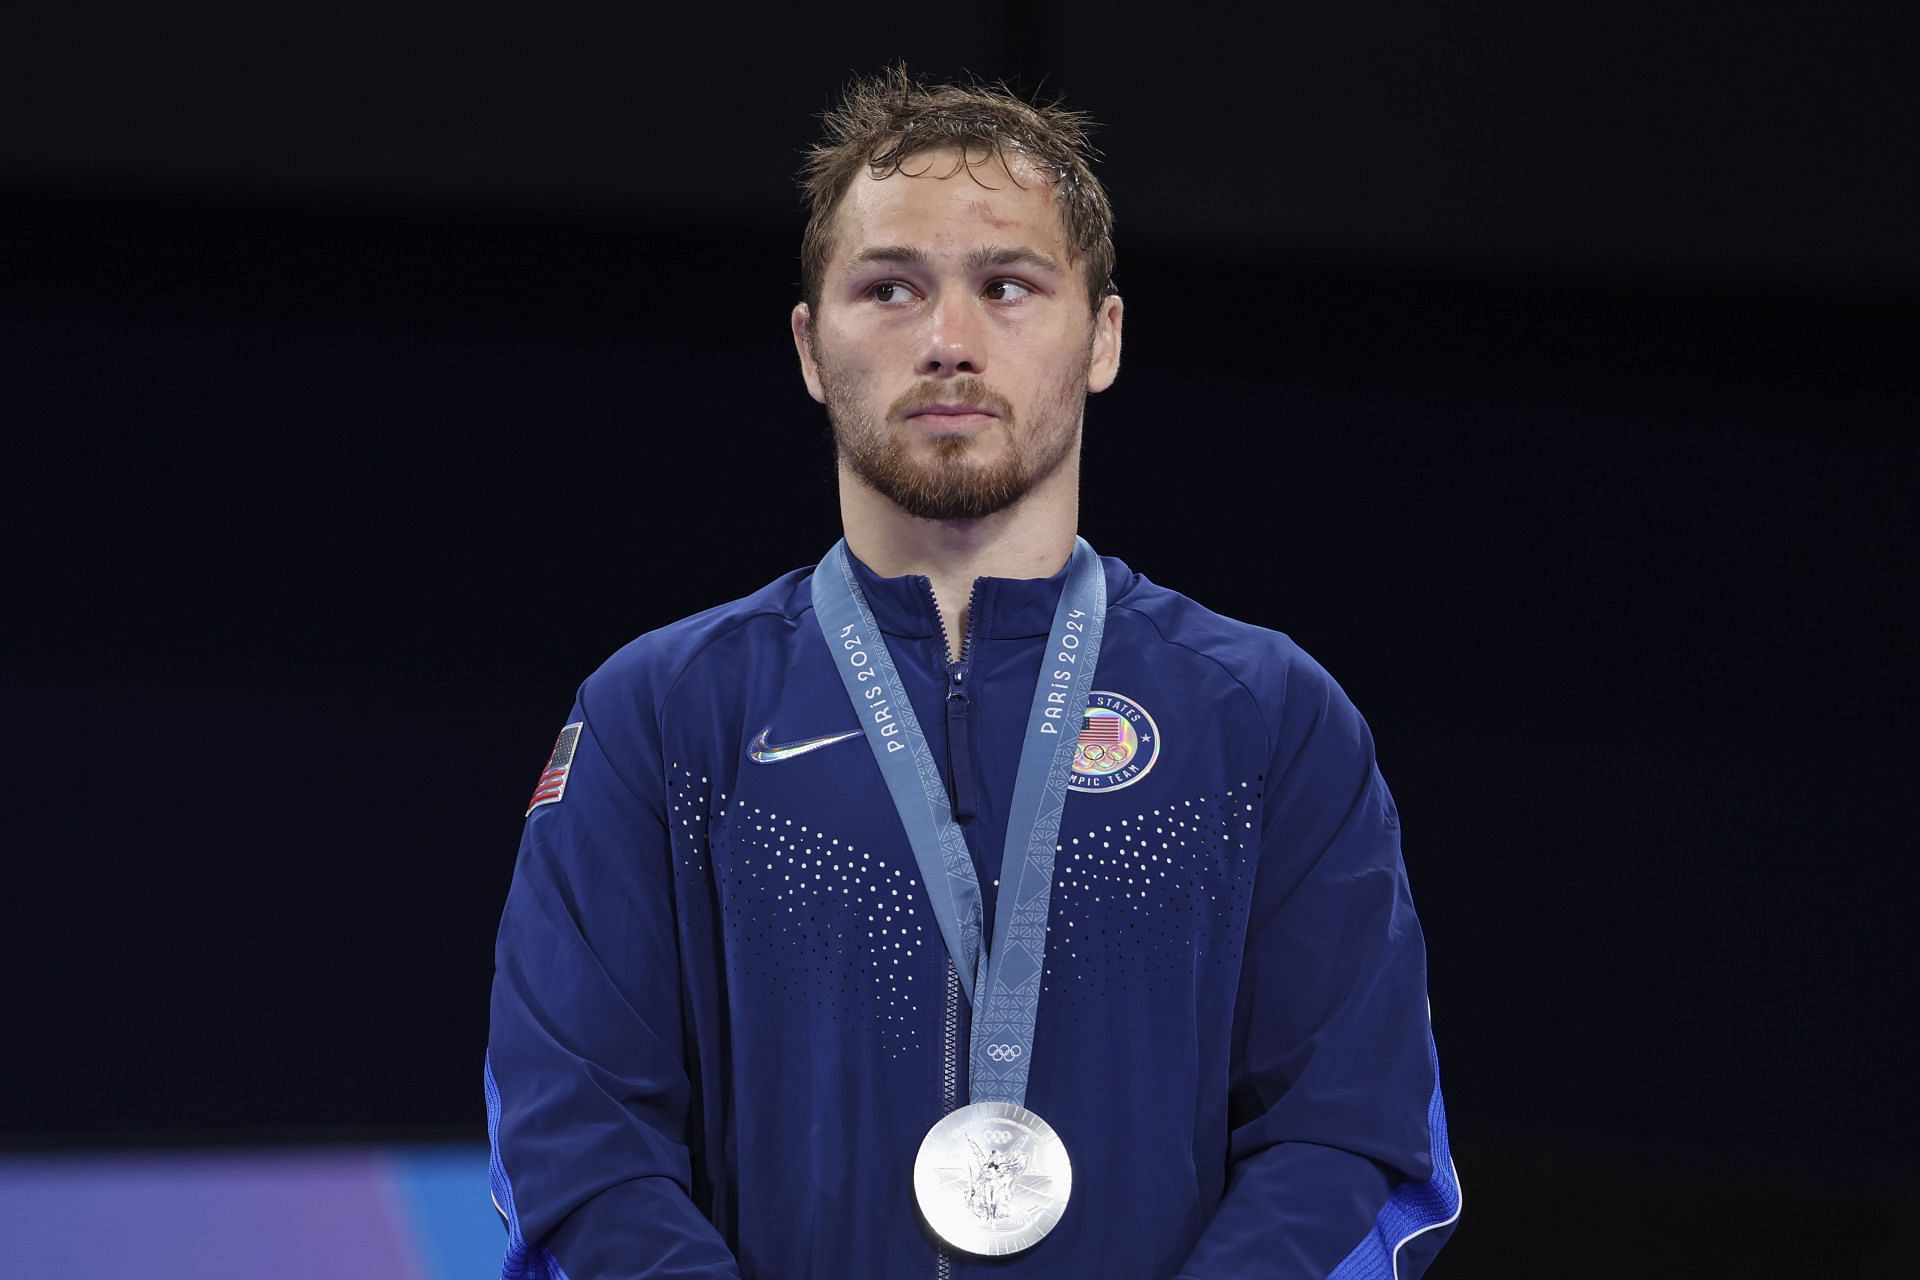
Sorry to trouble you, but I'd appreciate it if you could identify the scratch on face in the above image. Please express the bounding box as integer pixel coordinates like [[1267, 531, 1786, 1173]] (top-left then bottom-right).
[[965, 199, 1020, 229]]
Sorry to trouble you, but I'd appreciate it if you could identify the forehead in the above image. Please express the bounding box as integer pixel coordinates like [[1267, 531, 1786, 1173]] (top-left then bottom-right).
[[828, 146, 1069, 265]]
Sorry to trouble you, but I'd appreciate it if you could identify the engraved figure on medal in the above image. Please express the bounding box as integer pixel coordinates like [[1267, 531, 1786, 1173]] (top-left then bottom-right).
[[964, 1133, 1028, 1223]]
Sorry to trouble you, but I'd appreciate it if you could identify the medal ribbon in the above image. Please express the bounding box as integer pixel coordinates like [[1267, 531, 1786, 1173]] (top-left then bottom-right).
[[812, 538, 1106, 1107]]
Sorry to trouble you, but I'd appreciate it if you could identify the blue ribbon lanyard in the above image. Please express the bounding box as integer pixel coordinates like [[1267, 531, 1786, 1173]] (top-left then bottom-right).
[[811, 539, 1107, 1107]]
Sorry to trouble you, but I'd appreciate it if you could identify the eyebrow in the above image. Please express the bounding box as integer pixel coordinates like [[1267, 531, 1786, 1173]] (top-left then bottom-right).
[[843, 244, 1065, 277]]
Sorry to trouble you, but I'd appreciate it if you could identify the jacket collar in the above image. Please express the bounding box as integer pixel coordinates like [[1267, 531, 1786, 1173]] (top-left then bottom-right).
[[844, 545, 1130, 647]]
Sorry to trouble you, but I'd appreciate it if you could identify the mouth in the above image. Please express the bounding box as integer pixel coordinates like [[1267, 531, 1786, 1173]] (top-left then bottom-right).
[[906, 404, 999, 430]]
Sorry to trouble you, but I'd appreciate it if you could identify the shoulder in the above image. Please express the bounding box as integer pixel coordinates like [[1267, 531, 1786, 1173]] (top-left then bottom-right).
[[579, 565, 814, 718], [1109, 566, 1351, 745]]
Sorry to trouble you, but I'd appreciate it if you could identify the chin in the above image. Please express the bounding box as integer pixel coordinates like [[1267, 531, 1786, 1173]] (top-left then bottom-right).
[[914, 433, 1000, 461]]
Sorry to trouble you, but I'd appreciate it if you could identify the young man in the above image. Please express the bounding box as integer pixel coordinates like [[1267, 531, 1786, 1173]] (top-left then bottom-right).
[[487, 69, 1459, 1279]]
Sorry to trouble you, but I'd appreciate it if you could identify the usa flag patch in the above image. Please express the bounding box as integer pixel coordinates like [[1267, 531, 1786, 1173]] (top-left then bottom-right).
[[526, 723, 583, 816]]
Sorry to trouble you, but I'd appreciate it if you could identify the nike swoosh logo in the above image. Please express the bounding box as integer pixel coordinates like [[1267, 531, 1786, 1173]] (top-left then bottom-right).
[[747, 726, 862, 764]]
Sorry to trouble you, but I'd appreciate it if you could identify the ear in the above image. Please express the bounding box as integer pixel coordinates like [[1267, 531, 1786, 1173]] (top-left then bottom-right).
[[792, 302, 827, 404], [1086, 293, 1124, 394]]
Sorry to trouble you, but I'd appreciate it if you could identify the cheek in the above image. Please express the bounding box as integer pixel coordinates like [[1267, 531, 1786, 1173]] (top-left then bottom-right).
[[814, 329, 873, 381], [820, 356, 895, 416], [1015, 331, 1093, 390], [822, 353, 882, 396], [818, 317, 895, 375]]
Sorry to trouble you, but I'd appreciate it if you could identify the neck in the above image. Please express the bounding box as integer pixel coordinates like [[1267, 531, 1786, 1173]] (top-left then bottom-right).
[[839, 456, 1080, 657]]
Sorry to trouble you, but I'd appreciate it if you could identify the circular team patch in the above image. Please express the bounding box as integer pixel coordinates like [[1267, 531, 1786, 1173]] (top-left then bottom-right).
[[1067, 691, 1160, 793]]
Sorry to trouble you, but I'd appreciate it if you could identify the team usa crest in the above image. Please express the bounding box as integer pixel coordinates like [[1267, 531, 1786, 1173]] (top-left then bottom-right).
[[1068, 692, 1160, 793]]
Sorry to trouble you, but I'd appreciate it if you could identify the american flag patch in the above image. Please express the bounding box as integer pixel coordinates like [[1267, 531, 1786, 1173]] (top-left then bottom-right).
[[526, 723, 583, 816], [1079, 711, 1126, 745]]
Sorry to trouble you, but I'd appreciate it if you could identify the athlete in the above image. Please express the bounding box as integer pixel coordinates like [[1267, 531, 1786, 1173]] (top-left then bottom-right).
[[486, 68, 1460, 1279]]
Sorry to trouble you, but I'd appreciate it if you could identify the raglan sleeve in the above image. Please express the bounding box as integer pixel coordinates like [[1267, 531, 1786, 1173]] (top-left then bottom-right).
[[1176, 646, 1461, 1279], [484, 666, 744, 1280]]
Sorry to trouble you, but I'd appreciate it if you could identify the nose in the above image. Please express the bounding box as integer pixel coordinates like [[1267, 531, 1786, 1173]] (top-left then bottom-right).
[[916, 292, 985, 378]]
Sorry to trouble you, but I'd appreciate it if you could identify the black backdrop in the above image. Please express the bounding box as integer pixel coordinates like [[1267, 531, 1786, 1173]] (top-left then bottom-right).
[[3, 4, 1915, 1276]]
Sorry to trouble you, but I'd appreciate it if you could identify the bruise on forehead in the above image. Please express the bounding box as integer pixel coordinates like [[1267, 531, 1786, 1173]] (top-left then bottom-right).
[[937, 145, 1061, 232], [963, 197, 1023, 230]]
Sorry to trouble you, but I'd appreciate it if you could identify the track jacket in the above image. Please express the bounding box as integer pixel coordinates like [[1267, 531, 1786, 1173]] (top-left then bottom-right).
[[486, 549, 1461, 1279]]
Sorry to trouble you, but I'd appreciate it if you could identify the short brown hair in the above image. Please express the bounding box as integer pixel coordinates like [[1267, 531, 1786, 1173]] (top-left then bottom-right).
[[799, 65, 1117, 315]]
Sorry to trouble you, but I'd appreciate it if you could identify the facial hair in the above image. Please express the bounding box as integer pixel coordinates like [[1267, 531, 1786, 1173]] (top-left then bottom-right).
[[817, 343, 1092, 522]]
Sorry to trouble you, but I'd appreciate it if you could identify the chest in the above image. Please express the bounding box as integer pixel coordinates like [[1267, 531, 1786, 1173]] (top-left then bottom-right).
[[665, 631, 1269, 1020]]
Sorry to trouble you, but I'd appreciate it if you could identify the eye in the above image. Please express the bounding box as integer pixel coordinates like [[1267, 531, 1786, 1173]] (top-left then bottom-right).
[[983, 278, 1035, 302], [866, 280, 916, 304]]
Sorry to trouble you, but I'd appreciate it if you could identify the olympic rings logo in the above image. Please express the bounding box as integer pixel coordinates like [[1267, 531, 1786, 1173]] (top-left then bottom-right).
[[985, 1043, 1023, 1062], [1075, 742, 1131, 770]]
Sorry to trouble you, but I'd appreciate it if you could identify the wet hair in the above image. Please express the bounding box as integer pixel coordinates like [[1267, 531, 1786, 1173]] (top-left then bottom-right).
[[799, 64, 1117, 315]]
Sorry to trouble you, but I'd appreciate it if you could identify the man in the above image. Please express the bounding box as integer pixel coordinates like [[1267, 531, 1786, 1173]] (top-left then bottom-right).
[[487, 68, 1459, 1280]]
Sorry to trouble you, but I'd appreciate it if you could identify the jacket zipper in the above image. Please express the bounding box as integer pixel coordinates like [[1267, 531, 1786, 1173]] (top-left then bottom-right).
[[944, 654, 978, 822], [923, 575, 984, 668], [925, 577, 981, 1280], [936, 957, 961, 1280], [928, 577, 985, 822]]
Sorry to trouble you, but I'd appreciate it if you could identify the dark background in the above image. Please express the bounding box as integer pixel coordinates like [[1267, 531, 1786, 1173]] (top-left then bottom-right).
[[3, 3, 1915, 1276]]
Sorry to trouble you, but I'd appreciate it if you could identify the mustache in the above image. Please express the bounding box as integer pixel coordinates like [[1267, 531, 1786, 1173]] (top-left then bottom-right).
[[889, 377, 1015, 421]]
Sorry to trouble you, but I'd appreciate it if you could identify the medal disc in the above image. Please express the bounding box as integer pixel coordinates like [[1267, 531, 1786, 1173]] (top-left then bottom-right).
[[913, 1100, 1072, 1256]]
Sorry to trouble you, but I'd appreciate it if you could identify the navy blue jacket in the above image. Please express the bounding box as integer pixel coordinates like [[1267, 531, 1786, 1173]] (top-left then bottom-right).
[[486, 550, 1460, 1279]]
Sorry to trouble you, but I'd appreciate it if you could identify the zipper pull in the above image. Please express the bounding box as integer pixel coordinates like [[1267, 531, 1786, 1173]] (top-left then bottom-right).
[[945, 658, 977, 821]]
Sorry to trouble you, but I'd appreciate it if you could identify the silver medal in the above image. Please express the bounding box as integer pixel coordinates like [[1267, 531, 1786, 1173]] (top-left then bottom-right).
[[914, 1100, 1072, 1256]]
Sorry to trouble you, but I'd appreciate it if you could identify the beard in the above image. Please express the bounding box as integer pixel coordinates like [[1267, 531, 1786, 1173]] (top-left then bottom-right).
[[817, 346, 1090, 522]]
